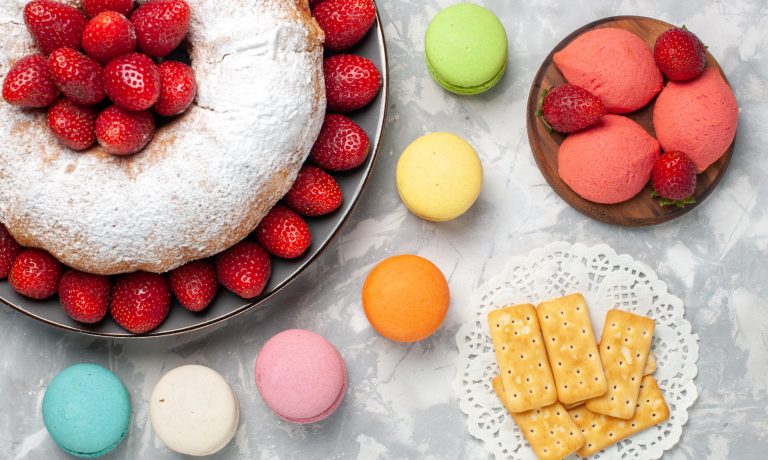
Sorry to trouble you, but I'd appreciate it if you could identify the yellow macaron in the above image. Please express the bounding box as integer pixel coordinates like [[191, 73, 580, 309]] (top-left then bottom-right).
[[396, 133, 483, 221]]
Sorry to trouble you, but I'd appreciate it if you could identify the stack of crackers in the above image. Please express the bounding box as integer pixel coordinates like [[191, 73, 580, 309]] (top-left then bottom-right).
[[487, 293, 669, 459]]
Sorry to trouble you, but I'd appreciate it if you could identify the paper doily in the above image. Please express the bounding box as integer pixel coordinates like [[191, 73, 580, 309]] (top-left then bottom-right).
[[455, 242, 699, 460]]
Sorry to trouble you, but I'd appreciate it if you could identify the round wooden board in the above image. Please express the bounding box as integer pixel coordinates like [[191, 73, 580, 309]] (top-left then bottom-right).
[[526, 16, 735, 227]]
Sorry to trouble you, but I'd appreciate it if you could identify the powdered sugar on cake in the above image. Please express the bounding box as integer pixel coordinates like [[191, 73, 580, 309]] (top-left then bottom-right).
[[0, 0, 326, 274]]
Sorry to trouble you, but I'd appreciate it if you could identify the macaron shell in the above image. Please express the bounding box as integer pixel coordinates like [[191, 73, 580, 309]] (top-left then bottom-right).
[[255, 329, 347, 424], [42, 364, 131, 458], [397, 132, 483, 221], [425, 3, 508, 94], [149, 365, 239, 456]]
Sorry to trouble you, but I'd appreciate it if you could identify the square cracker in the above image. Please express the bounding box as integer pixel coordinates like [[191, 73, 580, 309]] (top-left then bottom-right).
[[586, 310, 655, 419], [488, 304, 557, 412], [569, 376, 670, 457], [492, 376, 585, 460], [537, 294, 607, 405]]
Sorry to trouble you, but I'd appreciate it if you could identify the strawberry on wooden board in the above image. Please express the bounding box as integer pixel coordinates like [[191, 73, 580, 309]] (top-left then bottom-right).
[[255, 205, 312, 259], [169, 259, 219, 312], [538, 84, 605, 133], [24, 0, 88, 54], [104, 52, 160, 111], [8, 248, 63, 300], [131, 0, 191, 58], [654, 27, 707, 82], [82, 11, 137, 63], [285, 166, 343, 217], [154, 61, 196, 116], [310, 114, 371, 171], [58, 269, 111, 324], [96, 105, 155, 155], [1, 54, 60, 108], [324, 54, 381, 112], [0, 224, 22, 280], [110, 271, 171, 334], [313, 0, 376, 52], [48, 47, 106, 106], [83, 0, 135, 18], [651, 151, 697, 207], [47, 99, 98, 151], [215, 241, 272, 299]]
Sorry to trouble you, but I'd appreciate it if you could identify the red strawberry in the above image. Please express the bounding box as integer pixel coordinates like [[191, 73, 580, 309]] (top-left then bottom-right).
[[24, 0, 88, 54], [309, 0, 324, 7], [154, 61, 196, 116], [651, 151, 697, 207], [310, 114, 370, 171], [110, 271, 170, 334], [48, 48, 106, 106], [58, 269, 111, 324], [313, 0, 376, 52], [654, 27, 707, 82], [104, 53, 160, 111], [169, 260, 218, 312], [47, 99, 98, 151], [96, 105, 155, 155], [0, 224, 22, 280], [83, 0, 135, 18], [8, 248, 63, 300], [255, 205, 312, 259], [2, 55, 60, 108], [285, 166, 343, 217], [215, 241, 272, 299], [131, 0, 191, 58], [324, 54, 381, 112], [538, 84, 605, 133], [82, 11, 137, 63]]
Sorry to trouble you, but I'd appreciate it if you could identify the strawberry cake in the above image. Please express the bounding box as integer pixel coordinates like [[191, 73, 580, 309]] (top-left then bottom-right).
[[653, 67, 738, 172], [558, 114, 660, 204], [553, 28, 663, 114], [0, 0, 326, 275]]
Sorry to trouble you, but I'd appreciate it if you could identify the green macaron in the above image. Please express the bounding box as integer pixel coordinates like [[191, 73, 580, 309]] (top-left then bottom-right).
[[425, 3, 508, 95]]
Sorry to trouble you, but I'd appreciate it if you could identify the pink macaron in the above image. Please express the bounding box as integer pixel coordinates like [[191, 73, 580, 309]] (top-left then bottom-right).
[[255, 329, 347, 424]]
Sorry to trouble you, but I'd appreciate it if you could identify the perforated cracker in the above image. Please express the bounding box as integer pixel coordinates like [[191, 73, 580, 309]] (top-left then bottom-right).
[[488, 304, 557, 412], [644, 351, 657, 375], [492, 376, 585, 460], [587, 310, 655, 419], [569, 376, 670, 457], [537, 294, 607, 405]]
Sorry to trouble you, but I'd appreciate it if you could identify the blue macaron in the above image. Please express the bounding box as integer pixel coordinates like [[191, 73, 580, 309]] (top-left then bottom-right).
[[42, 364, 131, 458]]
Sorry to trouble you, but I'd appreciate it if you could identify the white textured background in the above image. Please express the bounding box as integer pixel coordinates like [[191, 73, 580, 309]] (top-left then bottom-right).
[[1, 0, 767, 458]]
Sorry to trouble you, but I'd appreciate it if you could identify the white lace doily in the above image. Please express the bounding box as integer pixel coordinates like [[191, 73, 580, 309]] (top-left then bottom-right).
[[455, 242, 699, 460]]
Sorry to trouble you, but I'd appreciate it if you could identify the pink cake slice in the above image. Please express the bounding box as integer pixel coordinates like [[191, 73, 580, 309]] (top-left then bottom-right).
[[653, 67, 738, 172], [558, 114, 660, 204], [554, 28, 663, 114]]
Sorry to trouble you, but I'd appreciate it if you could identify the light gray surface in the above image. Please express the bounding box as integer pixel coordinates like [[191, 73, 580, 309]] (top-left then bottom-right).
[[2, 0, 767, 458]]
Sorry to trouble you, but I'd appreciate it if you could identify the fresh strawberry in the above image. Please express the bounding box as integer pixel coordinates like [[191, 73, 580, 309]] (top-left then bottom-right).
[[215, 241, 272, 299], [285, 166, 343, 217], [24, 0, 88, 54], [538, 84, 605, 133], [131, 0, 191, 58], [110, 271, 170, 334], [82, 11, 137, 63], [8, 248, 63, 300], [310, 114, 370, 171], [2, 55, 60, 108], [47, 99, 98, 151], [651, 151, 697, 207], [58, 269, 111, 324], [0, 224, 22, 280], [654, 27, 707, 82], [309, 0, 324, 7], [48, 47, 106, 106], [104, 52, 160, 111], [154, 61, 196, 116], [313, 0, 376, 52], [96, 105, 155, 155], [255, 205, 312, 259], [324, 54, 381, 112], [169, 260, 218, 312], [83, 0, 135, 18]]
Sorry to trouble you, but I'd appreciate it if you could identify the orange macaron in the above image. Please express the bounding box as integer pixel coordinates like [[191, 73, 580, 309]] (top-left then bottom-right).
[[362, 255, 450, 343]]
